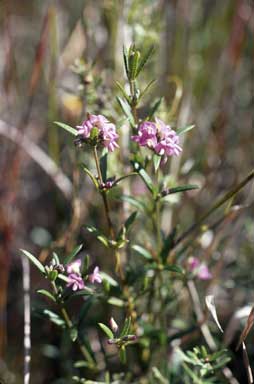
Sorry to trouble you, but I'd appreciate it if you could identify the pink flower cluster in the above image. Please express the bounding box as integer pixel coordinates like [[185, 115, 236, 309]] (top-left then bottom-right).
[[76, 114, 119, 152], [131, 118, 182, 162], [66, 259, 102, 291], [187, 257, 212, 280]]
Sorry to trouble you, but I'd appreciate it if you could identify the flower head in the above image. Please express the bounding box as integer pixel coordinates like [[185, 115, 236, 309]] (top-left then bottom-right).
[[76, 114, 119, 152], [131, 117, 182, 163], [67, 259, 82, 275], [89, 266, 102, 284], [187, 257, 212, 281], [67, 273, 85, 291], [197, 264, 212, 280]]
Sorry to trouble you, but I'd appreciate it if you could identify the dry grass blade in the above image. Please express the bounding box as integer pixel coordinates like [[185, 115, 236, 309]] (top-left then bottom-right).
[[236, 306, 254, 351], [242, 342, 253, 384], [205, 295, 224, 333]]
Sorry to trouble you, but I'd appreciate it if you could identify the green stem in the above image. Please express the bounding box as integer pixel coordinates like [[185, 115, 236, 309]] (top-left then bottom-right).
[[51, 281, 95, 367], [93, 146, 114, 238]]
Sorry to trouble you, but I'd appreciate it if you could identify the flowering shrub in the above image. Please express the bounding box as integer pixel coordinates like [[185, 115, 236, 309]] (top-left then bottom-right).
[[21, 44, 253, 383]]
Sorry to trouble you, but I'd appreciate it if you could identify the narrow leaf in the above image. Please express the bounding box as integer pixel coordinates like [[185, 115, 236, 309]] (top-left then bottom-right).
[[54, 121, 77, 136], [107, 297, 125, 307], [64, 244, 83, 265], [153, 154, 161, 172], [159, 184, 199, 198], [147, 97, 162, 120], [139, 79, 156, 100], [121, 195, 145, 212], [116, 96, 135, 127], [20, 249, 45, 273], [37, 289, 56, 302], [123, 45, 129, 78], [136, 45, 154, 77], [176, 124, 195, 136], [99, 153, 107, 182], [160, 227, 177, 262], [100, 272, 118, 287], [98, 323, 114, 339], [132, 245, 153, 260], [120, 317, 132, 337], [80, 164, 99, 188], [115, 81, 130, 102]]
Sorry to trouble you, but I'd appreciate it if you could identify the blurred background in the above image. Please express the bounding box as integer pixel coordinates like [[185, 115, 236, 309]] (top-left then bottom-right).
[[0, 0, 253, 383]]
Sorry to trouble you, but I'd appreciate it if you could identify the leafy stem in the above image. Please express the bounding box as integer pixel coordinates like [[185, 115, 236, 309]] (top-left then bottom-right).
[[51, 281, 95, 367]]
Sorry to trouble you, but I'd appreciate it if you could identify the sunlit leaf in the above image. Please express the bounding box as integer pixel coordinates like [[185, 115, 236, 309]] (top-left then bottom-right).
[[54, 121, 77, 136], [20, 249, 45, 274], [98, 323, 114, 339]]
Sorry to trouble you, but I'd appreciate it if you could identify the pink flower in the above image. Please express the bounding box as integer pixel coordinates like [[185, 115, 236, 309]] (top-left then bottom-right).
[[187, 257, 212, 281], [132, 121, 158, 148], [197, 264, 212, 280], [76, 114, 119, 152], [67, 259, 82, 275], [89, 266, 102, 284], [131, 118, 182, 163], [67, 273, 85, 291], [187, 257, 200, 271]]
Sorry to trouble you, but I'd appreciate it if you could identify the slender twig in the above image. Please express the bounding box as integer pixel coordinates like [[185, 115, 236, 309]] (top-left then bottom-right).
[[174, 169, 254, 247], [22, 257, 31, 384]]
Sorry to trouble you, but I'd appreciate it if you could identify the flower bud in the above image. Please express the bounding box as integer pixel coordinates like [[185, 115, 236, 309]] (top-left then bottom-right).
[[109, 317, 118, 333]]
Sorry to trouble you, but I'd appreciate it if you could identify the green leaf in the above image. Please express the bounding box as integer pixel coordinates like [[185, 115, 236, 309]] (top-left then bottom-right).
[[54, 121, 77, 136], [57, 273, 69, 282], [160, 227, 177, 262], [107, 297, 125, 307], [37, 289, 56, 302], [129, 51, 140, 80], [64, 244, 83, 265], [52, 252, 60, 264], [159, 184, 199, 198], [100, 272, 118, 287], [115, 81, 130, 103], [133, 163, 154, 194], [70, 327, 78, 342], [147, 97, 163, 120], [132, 245, 153, 260], [99, 153, 107, 183], [80, 164, 99, 188], [43, 309, 65, 327], [120, 317, 132, 337], [85, 225, 109, 248], [164, 265, 183, 274], [176, 124, 195, 136], [123, 45, 129, 78], [98, 323, 114, 339], [116, 96, 135, 127], [153, 154, 161, 173], [124, 211, 138, 232], [20, 249, 45, 274], [139, 79, 156, 101], [136, 45, 154, 77], [120, 195, 145, 212]]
